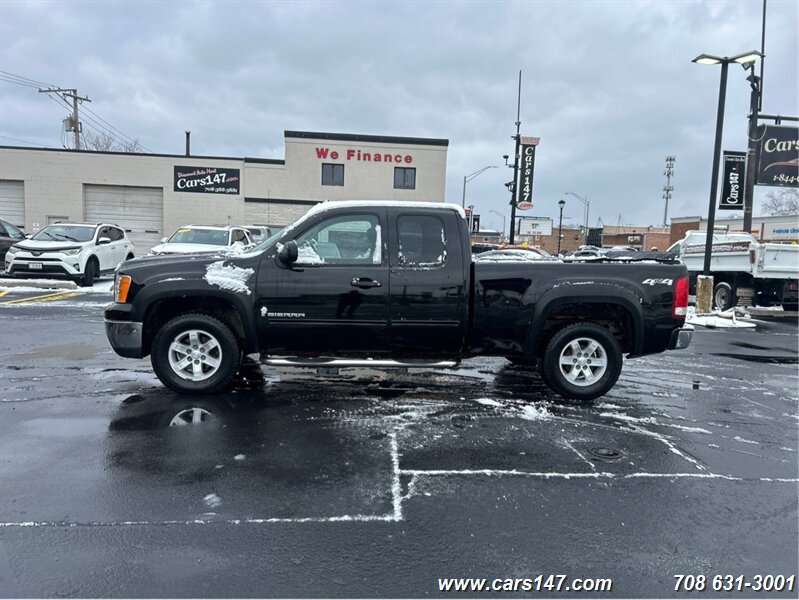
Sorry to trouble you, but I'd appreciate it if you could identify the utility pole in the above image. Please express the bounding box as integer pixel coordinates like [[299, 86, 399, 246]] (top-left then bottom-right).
[[38, 87, 91, 150], [662, 156, 675, 227], [508, 71, 522, 244], [742, 67, 760, 233]]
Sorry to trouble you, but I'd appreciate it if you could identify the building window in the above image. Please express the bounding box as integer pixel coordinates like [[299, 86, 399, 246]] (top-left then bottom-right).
[[322, 163, 344, 186], [394, 167, 416, 190]]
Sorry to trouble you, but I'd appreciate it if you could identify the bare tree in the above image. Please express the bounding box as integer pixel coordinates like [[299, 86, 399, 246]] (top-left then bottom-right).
[[761, 188, 799, 216], [82, 130, 142, 153]]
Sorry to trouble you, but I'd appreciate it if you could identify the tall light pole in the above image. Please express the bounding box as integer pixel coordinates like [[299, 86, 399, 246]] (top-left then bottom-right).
[[461, 166, 497, 208], [557, 199, 565, 256], [692, 50, 763, 276], [565, 192, 589, 243], [489, 209, 506, 237], [508, 71, 522, 245]]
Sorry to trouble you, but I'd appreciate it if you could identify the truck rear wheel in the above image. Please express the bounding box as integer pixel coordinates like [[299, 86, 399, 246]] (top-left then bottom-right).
[[151, 313, 241, 394], [541, 323, 623, 401], [713, 282, 734, 311]]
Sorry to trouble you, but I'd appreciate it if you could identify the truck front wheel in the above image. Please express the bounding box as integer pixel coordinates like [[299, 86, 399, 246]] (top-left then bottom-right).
[[151, 313, 241, 394], [541, 323, 623, 401]]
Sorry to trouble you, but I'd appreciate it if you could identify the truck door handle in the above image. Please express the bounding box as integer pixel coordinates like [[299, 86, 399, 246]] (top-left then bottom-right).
[[351, 277, 382, 289]]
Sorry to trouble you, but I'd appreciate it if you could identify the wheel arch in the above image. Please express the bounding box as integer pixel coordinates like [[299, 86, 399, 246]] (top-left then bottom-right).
[[141, 295, 254, 356], [526, 294, 643, 359]]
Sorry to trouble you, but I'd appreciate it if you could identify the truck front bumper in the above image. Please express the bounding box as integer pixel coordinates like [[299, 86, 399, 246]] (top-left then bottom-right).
[[668, 325, 694, 350], [105, 319, 145, 358]]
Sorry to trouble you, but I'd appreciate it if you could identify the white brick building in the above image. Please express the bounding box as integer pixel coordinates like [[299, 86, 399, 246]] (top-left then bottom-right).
[[0, 130, 449, 252]]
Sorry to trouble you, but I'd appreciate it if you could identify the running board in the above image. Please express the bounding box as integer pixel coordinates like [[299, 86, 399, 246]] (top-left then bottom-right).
[[262, 357, 460, 369]]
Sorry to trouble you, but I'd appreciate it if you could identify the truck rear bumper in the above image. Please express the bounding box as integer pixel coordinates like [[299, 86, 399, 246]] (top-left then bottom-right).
[[668, 325, 694, 350], [105, 319, 145, 358]]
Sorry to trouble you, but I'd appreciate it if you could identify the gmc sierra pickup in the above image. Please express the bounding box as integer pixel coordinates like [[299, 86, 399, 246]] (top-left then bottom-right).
[[105, 201, 693, 400]]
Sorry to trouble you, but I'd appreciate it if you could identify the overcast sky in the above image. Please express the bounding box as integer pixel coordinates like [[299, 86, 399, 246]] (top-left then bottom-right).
[[1, 0, 797, 232]]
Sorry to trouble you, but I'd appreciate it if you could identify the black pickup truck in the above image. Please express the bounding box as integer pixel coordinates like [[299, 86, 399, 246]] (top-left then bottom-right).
[[105, 201, 693, 400]]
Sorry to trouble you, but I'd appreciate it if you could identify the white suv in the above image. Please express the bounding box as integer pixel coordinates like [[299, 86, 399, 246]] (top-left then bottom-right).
[[148, 225, 253, 255], [5, 223, 135, 286]]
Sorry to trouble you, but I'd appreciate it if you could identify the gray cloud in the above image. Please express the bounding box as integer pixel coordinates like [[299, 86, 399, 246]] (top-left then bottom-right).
[[1, 0, 796, 230]]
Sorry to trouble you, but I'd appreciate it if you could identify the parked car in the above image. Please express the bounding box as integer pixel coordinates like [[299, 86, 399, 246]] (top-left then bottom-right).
[[470, 242, 500, 255], [5, 222, 134, 286], [148, 225, 253, 256], [105, 201, 692, 401], [473, 248, 549, 262], [0, 218, 26, 264], [243, 225, 273, 244], [563, 248, 604, 261]]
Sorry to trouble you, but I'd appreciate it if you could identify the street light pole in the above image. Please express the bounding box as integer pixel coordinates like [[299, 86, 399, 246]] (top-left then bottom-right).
[[557, 199, 565, 256], [509, 70, 522, 245], [692, 50, 763, 276], [489, 209, 506, 238], [461, 166, 497, 208], [565, 192, 589, 243]]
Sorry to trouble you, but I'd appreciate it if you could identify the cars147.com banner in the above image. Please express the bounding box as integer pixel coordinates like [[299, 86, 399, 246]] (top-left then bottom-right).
[[756, 125, 799, 188]]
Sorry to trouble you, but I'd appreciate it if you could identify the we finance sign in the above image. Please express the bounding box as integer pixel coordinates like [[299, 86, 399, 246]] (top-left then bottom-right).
[[314, 147, 414, 164]]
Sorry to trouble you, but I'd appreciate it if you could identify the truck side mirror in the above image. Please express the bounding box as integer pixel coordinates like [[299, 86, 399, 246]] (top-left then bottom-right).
[[279, 240, 298, 264]]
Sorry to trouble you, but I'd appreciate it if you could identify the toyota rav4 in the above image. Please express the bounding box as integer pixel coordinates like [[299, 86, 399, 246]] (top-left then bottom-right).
[[5, 222, 135, 286]]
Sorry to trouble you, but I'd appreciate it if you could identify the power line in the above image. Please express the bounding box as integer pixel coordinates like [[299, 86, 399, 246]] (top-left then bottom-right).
[[0, 134, 57, 147], [0, 72, 56, 90], [2, 70, 153, 153]]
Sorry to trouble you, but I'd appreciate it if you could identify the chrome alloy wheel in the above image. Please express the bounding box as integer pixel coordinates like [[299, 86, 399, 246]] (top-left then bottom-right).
[[167, 329, 223, 382], [558, 337, 608, 387]]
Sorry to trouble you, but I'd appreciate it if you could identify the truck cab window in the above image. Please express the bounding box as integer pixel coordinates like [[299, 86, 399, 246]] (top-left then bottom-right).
[[294, 214, 381, 265], [397, 215, 446, 268]]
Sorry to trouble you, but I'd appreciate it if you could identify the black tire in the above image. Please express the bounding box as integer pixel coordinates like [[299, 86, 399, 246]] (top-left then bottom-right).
[[151, 313, 242, 394], [80, 257, 98, 287], [541, 322, 623, 401], [713, 282, 734, 311]]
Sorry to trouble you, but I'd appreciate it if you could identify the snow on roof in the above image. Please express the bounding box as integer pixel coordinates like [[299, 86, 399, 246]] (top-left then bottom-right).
[[181, 225, 242, 231], [305, 200, 466, 219]]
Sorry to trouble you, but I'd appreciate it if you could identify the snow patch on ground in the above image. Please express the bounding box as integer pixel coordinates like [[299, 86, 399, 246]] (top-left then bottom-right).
[[686, 307, 756, 329], [517, 404, 551, 421], [203, 494, 222, 508], [475, 398, 503, 407], [204, 261, 254, 295]]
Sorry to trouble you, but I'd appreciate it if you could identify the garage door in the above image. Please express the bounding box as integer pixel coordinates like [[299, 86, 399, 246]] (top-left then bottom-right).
[[0, 180, 25, 228], [84, 185, 163, 254]]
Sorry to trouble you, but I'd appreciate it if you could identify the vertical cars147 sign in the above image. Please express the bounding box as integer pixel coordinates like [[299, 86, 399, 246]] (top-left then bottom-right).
[[518, 136, 540, 208], [174, 166, 241, 194], [756, 125, 799, 188], [719, 151, 746, 210]]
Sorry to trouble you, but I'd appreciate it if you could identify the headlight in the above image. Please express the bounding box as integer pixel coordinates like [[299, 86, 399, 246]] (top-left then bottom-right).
[[62, 248, 82, 256], [115, 274, 132, 303], [7, 246, 18, 255]]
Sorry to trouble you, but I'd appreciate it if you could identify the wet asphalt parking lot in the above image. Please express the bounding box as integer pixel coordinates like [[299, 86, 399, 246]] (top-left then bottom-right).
[[0, 283, 797, 598]]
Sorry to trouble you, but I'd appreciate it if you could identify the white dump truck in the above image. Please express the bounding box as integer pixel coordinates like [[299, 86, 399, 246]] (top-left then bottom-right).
[[670, 231, 799, 311]]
